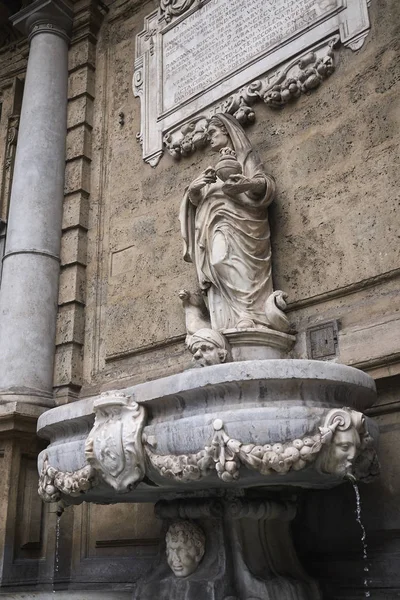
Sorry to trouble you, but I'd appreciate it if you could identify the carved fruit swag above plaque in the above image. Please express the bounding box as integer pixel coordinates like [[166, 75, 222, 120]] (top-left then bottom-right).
[[134, 0, 371, 166]]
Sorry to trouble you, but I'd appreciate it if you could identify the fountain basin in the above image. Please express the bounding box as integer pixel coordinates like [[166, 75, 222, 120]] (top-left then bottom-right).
[[37, 360, 379, 506]]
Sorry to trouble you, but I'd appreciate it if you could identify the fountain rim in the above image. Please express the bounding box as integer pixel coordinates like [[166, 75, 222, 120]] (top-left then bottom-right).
[[37, 359, 376, 438]]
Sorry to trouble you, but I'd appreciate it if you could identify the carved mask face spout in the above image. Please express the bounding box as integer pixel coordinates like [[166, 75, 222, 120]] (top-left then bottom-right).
[[166, 521, 205, 578], [319, 426, 361, 477], [187, 329, 230, 367], [191, 341, 226, 367], [331, 428, 360, 475]]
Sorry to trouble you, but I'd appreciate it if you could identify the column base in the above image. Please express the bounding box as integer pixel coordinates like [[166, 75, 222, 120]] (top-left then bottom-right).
[[223, 327, 296, 361], [0, 387, 55, 409]]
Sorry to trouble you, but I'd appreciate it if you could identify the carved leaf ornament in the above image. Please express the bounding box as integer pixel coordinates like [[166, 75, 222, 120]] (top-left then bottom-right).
[[159, 0, 197, 22]]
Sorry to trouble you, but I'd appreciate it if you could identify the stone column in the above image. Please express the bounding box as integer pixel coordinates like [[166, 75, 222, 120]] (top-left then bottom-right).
[[0, 0, 73, 407]]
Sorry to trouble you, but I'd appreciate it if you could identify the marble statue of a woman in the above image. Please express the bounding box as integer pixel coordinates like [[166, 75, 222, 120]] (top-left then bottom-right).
[[180, 113, 290, 333]]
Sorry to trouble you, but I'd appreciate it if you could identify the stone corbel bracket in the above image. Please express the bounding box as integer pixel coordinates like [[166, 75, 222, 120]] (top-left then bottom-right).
[[134, 0, 371, 166]]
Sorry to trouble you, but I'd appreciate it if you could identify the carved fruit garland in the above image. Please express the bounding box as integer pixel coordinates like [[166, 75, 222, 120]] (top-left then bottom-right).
[[38, 405, 379, 502], [145, 419, 324, 483], [163, 39, 337, 160]]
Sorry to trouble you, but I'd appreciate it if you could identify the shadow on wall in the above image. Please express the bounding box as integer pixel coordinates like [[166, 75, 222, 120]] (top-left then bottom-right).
[[293, 475, 400, 597]]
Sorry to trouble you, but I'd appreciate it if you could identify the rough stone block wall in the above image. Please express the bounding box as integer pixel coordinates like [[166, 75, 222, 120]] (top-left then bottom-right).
[[82, 0, 399, 394]]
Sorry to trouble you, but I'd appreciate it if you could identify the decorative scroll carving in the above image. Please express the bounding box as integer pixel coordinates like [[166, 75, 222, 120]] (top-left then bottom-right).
[[159, 0, 197, 23], [226, 498, 296, 522], [85, 391, 147, 493], [38, 454, 96, 503], [164, 39, 337, 159], [145, 409, 379, 483], [165, 520, 206, 577]]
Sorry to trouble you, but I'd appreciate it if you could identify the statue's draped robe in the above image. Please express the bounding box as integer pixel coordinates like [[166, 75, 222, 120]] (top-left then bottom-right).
[[180, 114, 276, 330]]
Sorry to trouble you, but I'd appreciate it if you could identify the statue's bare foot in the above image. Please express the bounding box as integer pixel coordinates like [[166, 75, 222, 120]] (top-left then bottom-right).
[[178, 289, 190, 301]]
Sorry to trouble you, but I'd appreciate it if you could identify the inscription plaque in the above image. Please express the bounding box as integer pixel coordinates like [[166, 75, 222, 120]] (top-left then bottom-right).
[[163, 0, 332, 111], [134, 0, 371, 166]]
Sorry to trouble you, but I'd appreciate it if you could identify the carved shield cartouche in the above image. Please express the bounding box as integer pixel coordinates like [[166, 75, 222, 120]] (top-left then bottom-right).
[[85, 392, 146, 493]]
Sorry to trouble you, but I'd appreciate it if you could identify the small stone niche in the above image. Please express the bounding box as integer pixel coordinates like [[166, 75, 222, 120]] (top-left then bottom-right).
[[306, 320, 339, 360]]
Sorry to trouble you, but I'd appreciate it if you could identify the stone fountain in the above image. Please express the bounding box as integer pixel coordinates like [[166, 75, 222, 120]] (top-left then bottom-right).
[[37, 115, 379, 600]]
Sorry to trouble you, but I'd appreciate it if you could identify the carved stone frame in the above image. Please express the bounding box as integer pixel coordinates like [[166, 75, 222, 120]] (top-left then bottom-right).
[[134, 0, 371, 166]]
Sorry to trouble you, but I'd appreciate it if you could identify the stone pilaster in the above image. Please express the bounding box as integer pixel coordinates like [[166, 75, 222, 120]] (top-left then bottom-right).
[[54, 0, 105, 403], [0, 0, 73, 407]]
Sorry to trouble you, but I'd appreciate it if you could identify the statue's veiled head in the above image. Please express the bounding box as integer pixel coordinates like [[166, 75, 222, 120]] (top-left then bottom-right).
[[207, 117, 231, 152], [166, 520, 205, 577], [187, 328, 230, 367]]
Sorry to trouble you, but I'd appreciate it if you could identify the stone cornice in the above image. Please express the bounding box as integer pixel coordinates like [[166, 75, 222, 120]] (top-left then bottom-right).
[[11, 0, 74, 40], [0, 401, 47, 435]]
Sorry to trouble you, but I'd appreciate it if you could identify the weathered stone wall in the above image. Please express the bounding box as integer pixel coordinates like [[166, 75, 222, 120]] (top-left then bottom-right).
[[82, 0, 400, 396], [0, 0, 398, 595], [73, 0, 400, 595]]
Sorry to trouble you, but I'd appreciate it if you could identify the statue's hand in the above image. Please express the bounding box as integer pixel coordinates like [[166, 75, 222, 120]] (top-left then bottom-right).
[[222, 174, 265, 196], [188, 167, 217, 195]]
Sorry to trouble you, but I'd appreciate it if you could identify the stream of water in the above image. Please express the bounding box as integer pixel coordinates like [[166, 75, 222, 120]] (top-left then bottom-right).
[[53, 513, 61, 594], [55, 514, 61, 573], [349, 477, 371, 598]]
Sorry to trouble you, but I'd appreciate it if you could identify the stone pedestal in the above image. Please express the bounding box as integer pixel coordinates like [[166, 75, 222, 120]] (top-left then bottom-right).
[[0, 0, 73, 408], [223, 327, 296, 361]]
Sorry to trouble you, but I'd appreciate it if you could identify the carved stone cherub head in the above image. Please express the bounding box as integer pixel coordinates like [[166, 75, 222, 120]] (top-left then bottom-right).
[[166, 520, 205, 577], [317, 409, 364, 476], [187, 328, 230, 367]]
